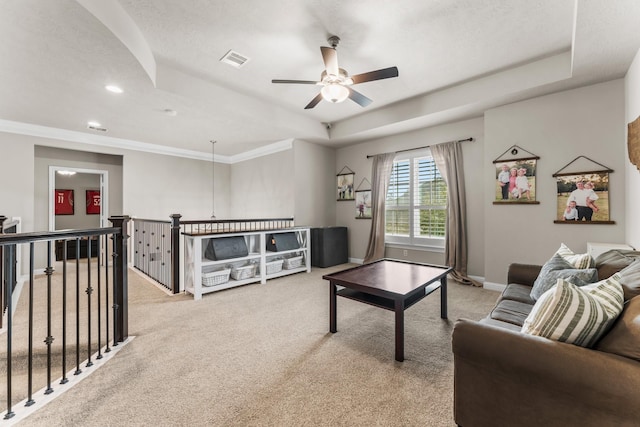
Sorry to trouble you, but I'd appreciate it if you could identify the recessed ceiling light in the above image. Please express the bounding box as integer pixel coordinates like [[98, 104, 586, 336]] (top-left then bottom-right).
[[105, 85, 123, 94]]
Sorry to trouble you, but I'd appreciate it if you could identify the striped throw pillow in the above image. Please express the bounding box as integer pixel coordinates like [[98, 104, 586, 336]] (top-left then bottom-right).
[[522, 275, 624, 348], [556, 243, 595, 269]]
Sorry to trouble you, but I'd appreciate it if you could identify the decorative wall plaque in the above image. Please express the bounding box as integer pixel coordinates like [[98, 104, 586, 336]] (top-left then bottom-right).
[[628, 115, 640, 171]]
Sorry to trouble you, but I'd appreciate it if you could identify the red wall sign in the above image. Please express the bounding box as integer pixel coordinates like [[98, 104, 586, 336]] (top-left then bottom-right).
[[55, 189, 74, 215], [86, 190, 101, 215]]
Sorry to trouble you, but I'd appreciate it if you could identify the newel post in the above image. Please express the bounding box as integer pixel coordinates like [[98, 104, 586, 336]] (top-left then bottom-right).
[[170, 214, 182, 294], [109, 215, 130, 343], [0, 215, 6, 330]]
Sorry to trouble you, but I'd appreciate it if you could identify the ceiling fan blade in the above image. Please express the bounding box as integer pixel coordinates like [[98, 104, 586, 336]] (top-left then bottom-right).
[[347, 87, 373, 107], [350, 66, 399, 84], [304, 93, 324, 109], [320, 46, 339, 77], [272, 79, 319, 84]]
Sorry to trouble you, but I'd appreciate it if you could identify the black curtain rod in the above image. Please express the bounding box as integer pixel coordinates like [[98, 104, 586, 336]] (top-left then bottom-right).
[[366, 137, 474, 159]]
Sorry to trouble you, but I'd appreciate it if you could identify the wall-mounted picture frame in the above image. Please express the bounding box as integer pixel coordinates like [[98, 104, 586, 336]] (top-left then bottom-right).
[[355, 190, 372, 219], [493, 159, 538, 204], [55, 189, 74, 215], [337, 172, 355, 201], [86, 189, 101, 215], [554, 173, 613, 224]]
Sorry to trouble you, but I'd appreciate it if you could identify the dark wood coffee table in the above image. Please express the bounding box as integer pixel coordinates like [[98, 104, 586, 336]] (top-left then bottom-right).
[[322, 259, 452, 361]]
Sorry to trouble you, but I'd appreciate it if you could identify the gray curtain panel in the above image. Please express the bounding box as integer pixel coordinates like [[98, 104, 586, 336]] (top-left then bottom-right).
[[430, 141, 481, 286], [363, 153, 395, 263]]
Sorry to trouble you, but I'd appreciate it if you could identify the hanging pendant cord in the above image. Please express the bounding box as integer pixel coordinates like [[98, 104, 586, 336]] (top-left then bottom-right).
[[210, 140, 216, 219]]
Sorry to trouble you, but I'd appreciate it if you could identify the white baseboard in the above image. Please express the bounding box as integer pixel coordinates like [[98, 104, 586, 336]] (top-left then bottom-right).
[[468, 274, 485, 284], [349, 258, 364, 264], [483, 281, 506, 292]]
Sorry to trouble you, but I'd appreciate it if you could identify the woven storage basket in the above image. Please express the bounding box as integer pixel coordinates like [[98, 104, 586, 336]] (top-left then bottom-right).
[[283, 255, 303, 270], [265, 259, 284, 274], [231, 263, 257, 280], [202, 268, 231, 287]]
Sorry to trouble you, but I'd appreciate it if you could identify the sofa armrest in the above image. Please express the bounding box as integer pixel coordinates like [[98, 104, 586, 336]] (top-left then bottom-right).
[[506, 263, 541, 287], [452, 319, 640, 427]]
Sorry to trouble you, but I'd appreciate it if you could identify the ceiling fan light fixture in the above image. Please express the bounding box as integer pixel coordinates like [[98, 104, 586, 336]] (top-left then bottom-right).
[[321, 83, 349, 103]]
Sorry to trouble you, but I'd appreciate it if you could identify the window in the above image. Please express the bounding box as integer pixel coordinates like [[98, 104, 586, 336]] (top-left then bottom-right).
[[385, 150, 447, 248]]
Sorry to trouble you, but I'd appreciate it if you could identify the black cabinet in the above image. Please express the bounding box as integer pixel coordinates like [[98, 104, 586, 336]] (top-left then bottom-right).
[[311, 227, 348, 268], [55, 238, 98, 261]]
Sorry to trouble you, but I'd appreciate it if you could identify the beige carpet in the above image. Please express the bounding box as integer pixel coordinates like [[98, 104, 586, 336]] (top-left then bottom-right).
[[5, 263, 499, 426]]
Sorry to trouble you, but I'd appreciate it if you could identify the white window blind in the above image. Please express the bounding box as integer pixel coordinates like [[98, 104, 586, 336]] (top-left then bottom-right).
[[385, 151, 447, 247]]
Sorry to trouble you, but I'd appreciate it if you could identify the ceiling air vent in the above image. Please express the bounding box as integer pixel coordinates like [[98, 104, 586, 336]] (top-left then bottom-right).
[[220, 50, 250, 68]]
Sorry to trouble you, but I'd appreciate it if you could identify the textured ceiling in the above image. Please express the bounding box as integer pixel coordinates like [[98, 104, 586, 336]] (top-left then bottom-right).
[[0, 0, 639, 158]]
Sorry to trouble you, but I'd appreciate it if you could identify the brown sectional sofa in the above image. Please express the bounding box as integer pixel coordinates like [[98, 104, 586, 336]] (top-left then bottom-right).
[[452, 252, 640, 427]]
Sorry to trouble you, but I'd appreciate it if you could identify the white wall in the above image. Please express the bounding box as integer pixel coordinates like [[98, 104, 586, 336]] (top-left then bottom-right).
[[122, 150, 226, 220], [229, 149, 294, 218], [484, 79, 626, 285], [293, 139, 336, 227], [625, 47, 640, 249], [335, 118, 485, 272], [0, 134, 35, 232]]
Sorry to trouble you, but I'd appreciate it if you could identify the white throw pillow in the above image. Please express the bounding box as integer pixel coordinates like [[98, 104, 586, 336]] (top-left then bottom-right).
[[555, 243, 595, 269], [522, 274, 624, 348]]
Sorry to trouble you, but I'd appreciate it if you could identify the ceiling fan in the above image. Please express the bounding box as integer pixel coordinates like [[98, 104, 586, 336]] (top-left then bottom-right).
[[272, 36, 399, 109]]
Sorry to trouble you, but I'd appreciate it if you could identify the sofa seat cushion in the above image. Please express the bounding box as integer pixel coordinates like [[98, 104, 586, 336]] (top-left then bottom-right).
[[500, 283, 535, 304], [595, 295, 640, 361], [490, 299, 534, 327], [479, 317, 523, 332], [530, 252, 597, 301], [522, 275, 625, 348]]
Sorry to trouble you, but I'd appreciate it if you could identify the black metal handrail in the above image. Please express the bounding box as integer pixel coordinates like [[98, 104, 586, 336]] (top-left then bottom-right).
[[0, 215, 130, 420], [1, 216, 19, 330]]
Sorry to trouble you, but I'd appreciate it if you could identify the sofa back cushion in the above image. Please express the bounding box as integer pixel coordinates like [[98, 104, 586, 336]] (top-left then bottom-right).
[[595, 249, 640, 281], [595, 296, 640, 361], [616, 259, 640, 301]]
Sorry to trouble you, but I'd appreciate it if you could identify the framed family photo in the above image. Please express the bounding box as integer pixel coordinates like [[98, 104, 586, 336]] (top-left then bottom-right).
[[337, 172, 355, 201], [355, 190, 372, 219], [554, 173, 613, 223], [493, 159, 538, 204]]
